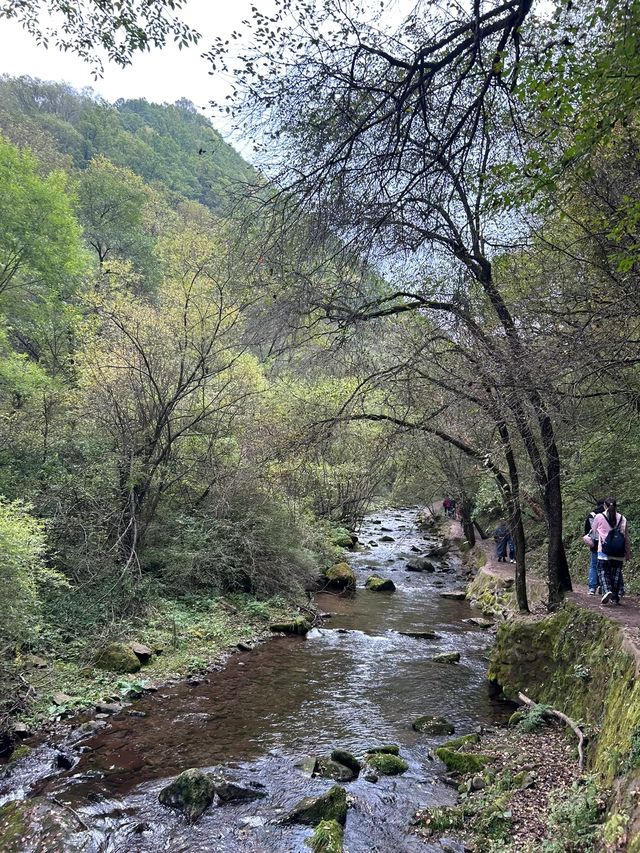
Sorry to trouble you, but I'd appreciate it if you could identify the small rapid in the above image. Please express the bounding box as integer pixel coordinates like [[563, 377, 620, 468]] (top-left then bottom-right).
[[1, 508, 508, 852]]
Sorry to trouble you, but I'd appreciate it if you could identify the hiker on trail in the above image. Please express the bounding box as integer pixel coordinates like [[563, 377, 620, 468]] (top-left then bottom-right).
[[586, 497, 630, 606], [584, 500, 604, 595], [493, 521, 514, 563], [443, 497, 452, 517]]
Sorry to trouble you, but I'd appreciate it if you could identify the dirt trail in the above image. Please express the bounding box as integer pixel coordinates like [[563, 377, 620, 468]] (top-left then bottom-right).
[[444, 516, 640, 650]]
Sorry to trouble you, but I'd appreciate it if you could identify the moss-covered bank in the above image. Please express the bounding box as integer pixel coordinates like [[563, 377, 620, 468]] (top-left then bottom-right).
[[489, 604, 640, 849]]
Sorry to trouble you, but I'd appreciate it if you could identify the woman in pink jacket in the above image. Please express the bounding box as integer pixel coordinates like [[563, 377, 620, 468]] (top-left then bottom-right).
[[589, 497, 631, 606]]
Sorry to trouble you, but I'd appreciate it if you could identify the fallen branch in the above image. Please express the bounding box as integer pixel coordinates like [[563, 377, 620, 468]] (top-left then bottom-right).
[[518, 691, 585, 771]]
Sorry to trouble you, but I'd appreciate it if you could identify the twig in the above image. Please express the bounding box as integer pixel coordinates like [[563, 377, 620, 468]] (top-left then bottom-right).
[[518, 691, 585, 771]]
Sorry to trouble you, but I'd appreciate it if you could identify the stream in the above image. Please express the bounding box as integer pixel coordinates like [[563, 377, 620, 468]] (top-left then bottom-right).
[[1, 508, 509, 852]]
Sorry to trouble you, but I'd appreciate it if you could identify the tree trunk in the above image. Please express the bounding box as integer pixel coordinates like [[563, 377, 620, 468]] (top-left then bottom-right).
[[460, 497, 476, 547]]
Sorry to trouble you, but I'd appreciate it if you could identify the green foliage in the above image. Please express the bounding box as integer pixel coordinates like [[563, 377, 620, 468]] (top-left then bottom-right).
[[541, 778, 602, 853], [517, 703, 553, 734]]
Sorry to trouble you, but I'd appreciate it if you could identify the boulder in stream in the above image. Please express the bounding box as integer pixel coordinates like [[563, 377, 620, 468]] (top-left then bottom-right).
[[412, 715, 455, 735], [364, 575, 396, 592], [269, 616, 311, 635], [364, 744, 400, 756], [324, 563, 356, 591], [95, 642, 141, 674], [379, 535, 395, 543], [212, 775, 266, 803], [309, 818, 344, 852], [158, 768, 216, 822], [0, 797, 96, 852], [406, 559, 436, 573], [330, 749, 361, 776], [315, 757, 357, 782], [281, 784, 348, 826], [399, 630, 438, 640], [439, 591, 467, 601], [431, 652, 461, 664], [364, 752, 408, 775]]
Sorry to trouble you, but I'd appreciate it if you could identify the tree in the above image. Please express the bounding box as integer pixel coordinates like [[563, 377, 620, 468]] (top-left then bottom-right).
[[217, 0, 576, 604]]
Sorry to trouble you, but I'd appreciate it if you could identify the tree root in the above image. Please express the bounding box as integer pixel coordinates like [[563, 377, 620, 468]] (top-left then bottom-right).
[[518, 691, 585, 770]]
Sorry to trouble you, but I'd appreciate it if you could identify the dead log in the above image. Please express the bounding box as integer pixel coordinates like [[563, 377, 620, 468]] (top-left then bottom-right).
[[518, 692, 585, 771]]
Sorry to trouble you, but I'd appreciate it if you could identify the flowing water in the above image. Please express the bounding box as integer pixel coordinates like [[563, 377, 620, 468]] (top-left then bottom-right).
[[1, 508, 509, 852]]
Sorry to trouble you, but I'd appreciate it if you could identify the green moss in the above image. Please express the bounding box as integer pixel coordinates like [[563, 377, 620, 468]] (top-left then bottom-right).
[[308, 819, 344, 853], [158, 768, 216, 822], [0, 801, 27, 849], [365, 743, 400, 755], [9, 744, 32, 762], [95, 642, 141, 674], [284, 785, 348, 826], [324, 563, 356, 591], [412, 715, 455, 735], [435, 747, 490, 773], [431, 652, 461, 663], [364, 575, 396, 592], [420, 805, 466, 832], [330, 749, 361, 775], [364, 752, 408, 775], [441, 733, 479, 750], [466, 571, 514, 617], [269, 616, 311, 634]]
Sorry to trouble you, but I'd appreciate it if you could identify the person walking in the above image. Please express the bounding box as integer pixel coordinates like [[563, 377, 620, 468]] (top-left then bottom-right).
[[493, 521, 510, 563], [587, 497, 631, 606], [584, 500, 604, 595]]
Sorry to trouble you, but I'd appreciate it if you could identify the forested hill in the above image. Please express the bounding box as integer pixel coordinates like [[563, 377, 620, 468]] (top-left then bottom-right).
[[0, 75, 253, 210]]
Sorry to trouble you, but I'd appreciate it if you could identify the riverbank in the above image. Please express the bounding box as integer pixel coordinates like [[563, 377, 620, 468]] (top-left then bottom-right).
[[419, 515, 640, 852]]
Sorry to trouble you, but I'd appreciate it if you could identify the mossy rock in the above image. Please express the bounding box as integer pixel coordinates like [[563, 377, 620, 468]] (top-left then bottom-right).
[[432, 652, 461, 664], [365, 743, 400, 756], [324, 563, 356, 591], [436, 747, 490, 774], [315, 757, 356, 782], [364, 575, 396, 592], [95, 642, 141, 674], [9, 744, 32, 762], [0, 798, 94, 852], [282, 784, 348, 826], [269, 616, 311, 635], [330, 749, 361, 776], [379, 535, 395, 542], [364, 752, 408, 775], [412, 716, 455, 735], [508, 710, 526, 728], [331, 527, 356, 549], [441, 733, 479, 750], [308, 818, 344, 853], [158, 768, 216, 823]]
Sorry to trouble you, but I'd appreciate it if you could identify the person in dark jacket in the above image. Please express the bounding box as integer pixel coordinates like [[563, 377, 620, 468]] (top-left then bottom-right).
[[493, 521, 512, 562]]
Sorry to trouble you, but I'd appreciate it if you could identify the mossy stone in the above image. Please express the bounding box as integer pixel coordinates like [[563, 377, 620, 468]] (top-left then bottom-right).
[[269, 616, 311, 635], [364, 752, 408, 775], [158, 768, 216, 823], [308, 818, 344, 852], [95, 642, 141, 674], [324, 563, 356, 591], [436, 747, 490, 774], [9, 744, 32, 762], [432, 652, 461, 664], [330, 748, 361, 775], [441, 733, 479, 750], [364, 575, 396, 592], [365, 743, 400, 756], [412, 715, 455, 735], [0, 798, 93, 852], [315, 758, 356, 782], [283, 784, 348, 826]]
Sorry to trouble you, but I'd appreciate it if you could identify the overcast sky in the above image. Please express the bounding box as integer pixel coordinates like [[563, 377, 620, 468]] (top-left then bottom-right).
[[0, 0, 262, 131]]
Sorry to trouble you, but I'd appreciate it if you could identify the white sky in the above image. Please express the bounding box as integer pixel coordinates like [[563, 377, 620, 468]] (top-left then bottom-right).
[[0, 0, 262, 130]]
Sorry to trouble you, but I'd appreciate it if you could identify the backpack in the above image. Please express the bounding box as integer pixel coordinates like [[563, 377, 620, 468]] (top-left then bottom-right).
[[601, 514, 626, 559]]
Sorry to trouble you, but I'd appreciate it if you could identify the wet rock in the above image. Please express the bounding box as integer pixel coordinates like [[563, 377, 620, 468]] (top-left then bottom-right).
[[130, 642, 153, 663], [412, 716, 455, 735], [0, 797, 95, 852], [296, 756, 318, 777], [364, 752, 408, 775], [364, 575, 396, 592], [8, 744, 32, 762], [95, 643, 141, 674], [213, 776, 266, 803], [365, 744, 400, 755], [379, 535, 395, 543], [439, 591, 466, 601], [406, 559, 436, 573], [432, 652, 461, 664], [362, 770, 379, 783], [324, 562, 356, 591], [441, 734, 479, 750], [240, 815, 267, 828], [367, 541, 379, 547], [309, 818, 344, 852], [158, 768, 216, 823], [281, 784, 348, 826], [315, 757, 356, 782], [56, 752, 75, 770], [95, 702, 122, 715], [400, 630, 438, 640], [269, 616, 311, 635], [330, 749, 361, 776], [410, 545, 422, 553], [69, 720, 107, 743], [466, 618, 494, 629], [435, 748, 489, 774], [236, 642, 253, 651], [127, 710, 147, 718]]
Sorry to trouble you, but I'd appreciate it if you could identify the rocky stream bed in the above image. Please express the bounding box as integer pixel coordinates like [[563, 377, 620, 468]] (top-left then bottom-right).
[[0, 508, 511, 852]]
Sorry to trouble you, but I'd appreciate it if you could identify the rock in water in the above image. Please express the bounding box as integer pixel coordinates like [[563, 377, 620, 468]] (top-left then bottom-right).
[[399, 630, 438, 640], [269, 616, 311, 635], [95, 642, 141, 674], [364, 744, 400, 756], [315, 758, 356, 782], [281, 785, 348, 826], [158, 768, 216, 822], [379, 535, 395, 542], [439, 591, 466, 601], [330, 749, 361, 776], [432, 652, 461, 664], [309, 819, 344, 853], [213, 778, 266, 803], [324, 563, 357, 591], [406, 559, 436, 572], [365, 575, 396, 592], [0, 798, 94, 852], [412, 716, 455, 735], [364, 752, 408, 775]]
